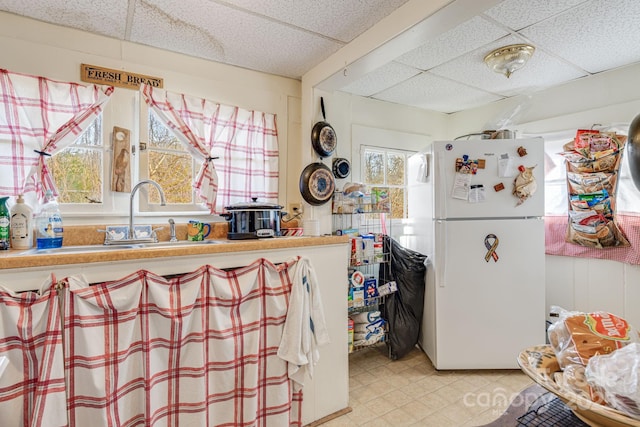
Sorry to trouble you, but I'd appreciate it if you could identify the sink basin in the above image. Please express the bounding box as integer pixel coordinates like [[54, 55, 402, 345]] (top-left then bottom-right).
[[20, 244, 140, 255], [18, 240, 227, 255], [133, 240, 226, 249]]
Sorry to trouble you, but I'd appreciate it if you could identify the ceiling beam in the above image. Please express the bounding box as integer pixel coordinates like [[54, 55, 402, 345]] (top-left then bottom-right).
[[304, 0, 504, 92]]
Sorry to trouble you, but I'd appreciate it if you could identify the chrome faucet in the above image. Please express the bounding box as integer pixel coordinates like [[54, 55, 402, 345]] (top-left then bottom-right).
[[129, 179, 167, 240], [168, 218, 178, 242]]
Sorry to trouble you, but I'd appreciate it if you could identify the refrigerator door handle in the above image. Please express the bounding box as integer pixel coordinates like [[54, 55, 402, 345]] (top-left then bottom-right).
[[436, 150, 446, 219], [424, 153, 430, 179], [436, 220, 446, 287]]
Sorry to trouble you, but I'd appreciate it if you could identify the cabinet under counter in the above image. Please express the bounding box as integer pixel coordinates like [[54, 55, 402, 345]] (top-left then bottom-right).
[[0, 237, 350, 426]]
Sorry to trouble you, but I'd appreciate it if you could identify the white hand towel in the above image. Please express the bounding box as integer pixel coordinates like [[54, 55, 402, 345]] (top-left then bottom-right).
[[278, 256, 330, 391]]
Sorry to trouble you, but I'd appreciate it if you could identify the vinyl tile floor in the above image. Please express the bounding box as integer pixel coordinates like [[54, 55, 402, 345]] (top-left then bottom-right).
[[322, 345, 534, 427]]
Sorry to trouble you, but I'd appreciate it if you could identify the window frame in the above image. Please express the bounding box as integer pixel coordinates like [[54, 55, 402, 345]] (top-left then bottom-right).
[[54, 113, 116, 216], [533, 128, 640, 216], [359, 144, 415, 219], [54, 92, 213, 219], [137, 101, 210, 215]]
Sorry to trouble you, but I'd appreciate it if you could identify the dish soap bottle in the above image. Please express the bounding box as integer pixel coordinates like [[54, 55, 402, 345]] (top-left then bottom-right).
[[35, 190, 63, 249], [10, 195, 33, 249], [0, 197, 9, 250]]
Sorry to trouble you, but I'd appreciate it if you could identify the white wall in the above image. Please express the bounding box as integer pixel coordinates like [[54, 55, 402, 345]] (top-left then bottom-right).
[[311, 62, 640, 329], [0, 11, 301, 224], [301, 89, 448, 233], [2, 11, 639, 328], [312, 65, 640, 328], [449, 62, 640, 138], [446, 64, 640, 327]]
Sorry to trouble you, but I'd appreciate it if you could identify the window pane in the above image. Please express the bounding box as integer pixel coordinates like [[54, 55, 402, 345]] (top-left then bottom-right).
[[387, 153, 405, 185], [50, 118, 102, 204], [389, 187, 405, 219], [51, 147, 102, 203], [149, 151, 193, 204], [364, 150, 384, 185], [73, 119, 102, 147], [149, 113, 185, 151]]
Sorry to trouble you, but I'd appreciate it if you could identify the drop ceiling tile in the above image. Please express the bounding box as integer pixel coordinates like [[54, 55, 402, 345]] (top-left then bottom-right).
[[519, 0, 640, 73], [222, 0, 410, 42], [429, 35, 587, 98], [339, 62, 421, 97], [0, 0, 128, 38], [483, 0, 589, 31], [395, 16, 509, 71], [373, 72, 503, 114], [130, 0, 342, 79]]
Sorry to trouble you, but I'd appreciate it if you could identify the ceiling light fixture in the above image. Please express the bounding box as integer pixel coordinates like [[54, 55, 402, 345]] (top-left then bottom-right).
[[484, 44, 535, 78]]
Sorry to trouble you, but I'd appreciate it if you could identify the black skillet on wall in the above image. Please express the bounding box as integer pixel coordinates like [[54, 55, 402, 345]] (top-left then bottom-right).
[[628, 112, 640, 191], [311, 97, 337, 157], [299, 162, 336, 206], [332, 157, 351, 179]]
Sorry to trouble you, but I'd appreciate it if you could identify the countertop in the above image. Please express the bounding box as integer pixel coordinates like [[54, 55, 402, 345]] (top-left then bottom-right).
[[0, 235, 349, 270]]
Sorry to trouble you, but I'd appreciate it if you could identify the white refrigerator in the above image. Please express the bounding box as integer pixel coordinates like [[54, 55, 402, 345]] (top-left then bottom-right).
[[407, 138, 546, 369]]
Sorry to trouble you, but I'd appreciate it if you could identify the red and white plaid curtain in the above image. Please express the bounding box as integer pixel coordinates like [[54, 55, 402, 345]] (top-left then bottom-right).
[[141, 84, 279, 213], [0, 258, 328, 426], [0, 69, 114, 200], [0, 281, 67, 427], [64, 258, 308, 427]]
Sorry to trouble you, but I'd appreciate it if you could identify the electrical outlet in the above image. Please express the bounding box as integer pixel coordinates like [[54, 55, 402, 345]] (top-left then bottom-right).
[[288, 202, 303, 215]]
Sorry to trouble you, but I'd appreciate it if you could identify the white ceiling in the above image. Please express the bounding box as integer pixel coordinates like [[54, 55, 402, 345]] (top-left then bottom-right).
[[2, 0, 640, 114]]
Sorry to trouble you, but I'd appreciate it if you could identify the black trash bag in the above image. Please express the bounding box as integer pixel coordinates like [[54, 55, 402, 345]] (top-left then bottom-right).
[[379, 235, 427, 360]]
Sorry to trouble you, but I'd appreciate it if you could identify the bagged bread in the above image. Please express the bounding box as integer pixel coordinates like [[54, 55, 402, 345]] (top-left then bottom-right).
[[567, 171, 617, 195], [548, 307, 639, 370], [555, 363, 605, 404], [586, 343, 640, 419], [565, 219, 630, 248]]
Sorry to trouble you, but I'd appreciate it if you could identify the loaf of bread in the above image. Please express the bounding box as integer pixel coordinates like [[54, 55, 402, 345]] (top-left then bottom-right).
[[556, 364, 605, 404], [586, 343, 640, 419], [548, 310, 638, 370]]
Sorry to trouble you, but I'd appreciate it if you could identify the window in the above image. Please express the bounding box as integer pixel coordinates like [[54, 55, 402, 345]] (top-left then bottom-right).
[[50, 117, 104, 204], [47, 94, 278, 217], [540, 128, 640, 215], [139, 86, 280, 214], [49, 107, 204, 213], [541, 131, 572, 215], [361, 146, 411, 219], [147, 111, 195, 204], [138, 108, 207, 213]]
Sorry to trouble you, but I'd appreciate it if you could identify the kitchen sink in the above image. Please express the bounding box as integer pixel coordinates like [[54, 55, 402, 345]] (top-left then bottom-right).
[[18, 240, 227, 255], [133, 240, 227, 249], [20, 244, 140, 255]]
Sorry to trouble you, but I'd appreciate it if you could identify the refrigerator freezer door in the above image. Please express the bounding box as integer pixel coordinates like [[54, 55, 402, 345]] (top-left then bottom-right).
[[407, 152, 434, 257], [428, 217, 545, 369], [433, 138, 545, 219]]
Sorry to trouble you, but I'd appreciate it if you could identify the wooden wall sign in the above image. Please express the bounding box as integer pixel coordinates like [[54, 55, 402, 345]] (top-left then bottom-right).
[[81, 64, 163, 90], [111, 127, 132, 192]]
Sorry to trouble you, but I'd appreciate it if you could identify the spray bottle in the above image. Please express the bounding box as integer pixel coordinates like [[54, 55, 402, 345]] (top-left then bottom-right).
[[35, 190, 63, 249], [0, 197, 9, 250]]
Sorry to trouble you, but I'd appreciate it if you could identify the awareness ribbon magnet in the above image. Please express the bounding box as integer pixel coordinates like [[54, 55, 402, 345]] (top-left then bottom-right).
[[484, 234, 499, 262]]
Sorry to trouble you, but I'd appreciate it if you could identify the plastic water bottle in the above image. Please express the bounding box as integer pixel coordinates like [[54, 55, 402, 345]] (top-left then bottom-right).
[[35, 190, 63, 249]]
